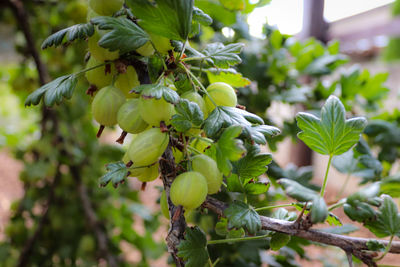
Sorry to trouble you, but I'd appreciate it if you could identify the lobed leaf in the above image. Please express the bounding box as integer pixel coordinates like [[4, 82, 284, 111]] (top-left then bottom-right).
[[127, 0, 193, 41], [203, 42, 244, 68], [131, 84, 180, 104], [41, 23, 94, 49], [296, 95, 367, 156], [91, 16, 149, 54], [171, 99, 204, 132], [25, 74, 77, 107], [99, 162, 129, 188], [177, 227, 209, 267], [204, 106, 280, 144], [224, 200, 261, 234]]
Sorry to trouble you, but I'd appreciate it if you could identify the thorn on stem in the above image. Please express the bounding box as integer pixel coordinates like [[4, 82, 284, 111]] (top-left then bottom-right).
[[141, 182, 147, 191], [126, 161, 133, 168], [96, 125, 105, 138], [116, 131, 128, 144]]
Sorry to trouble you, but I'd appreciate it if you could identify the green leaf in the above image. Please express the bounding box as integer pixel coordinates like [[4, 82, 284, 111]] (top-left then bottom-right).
[[126, 0, 193, 41], [381, 175, 400, 197], [204, 106, 280, 144], [310, 196, 328, 224], [366, 240, 386, 252], [25, 74, 77, 107], [234, 145, 272, 179], [365, 195, 400, 237], [131, 84, 180, 104], [41, 23, 94, 49], [304, 54, 348, 76], [207, 68, 251, 87], [224, 200, 261, 234], [270, 232, 291, 251], [213, 126, 246, 176], [325, 212, 342, 226], [272, 208, 297, 221], [278, 178, 318, 202], [177, 226, 209, 267], [215, 218, 229, 236], [91, 16, 149, 54], [171, 99, 204, 132], [226, 173, 270, 195], [244, 182, 270, 195], [296, 95, 367, 155], [203, 42, 244, 68], [192, 7, 212, 26], [319, 224, 359, 235], [99, 162, 129, 188]]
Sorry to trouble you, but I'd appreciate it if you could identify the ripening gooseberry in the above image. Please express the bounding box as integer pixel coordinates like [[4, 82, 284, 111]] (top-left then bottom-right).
[[203, 82, 237, 112], [85, 57, 115, 89], [130, 163, 159, 182], [170, 171, 208, 210], [117, 99, 148, 134], [139, 97, 175, 126], [192, 154, 223, 194], [88, 30, 119, 61], [88, 0, 123, 16], [127, 127, 169, 166], [115, 66, 140, 98], [181, 91, 208, 117], [160, 190, 169, 219], [91, 85, 125, 127]]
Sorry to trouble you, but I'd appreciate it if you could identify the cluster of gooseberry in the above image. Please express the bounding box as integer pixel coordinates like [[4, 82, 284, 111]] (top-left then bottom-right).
[[85, 0, 239, 215]]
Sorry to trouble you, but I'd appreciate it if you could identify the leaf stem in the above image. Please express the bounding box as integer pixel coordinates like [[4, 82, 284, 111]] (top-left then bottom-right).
[[255, 203, 295, 212], [207, 234, 270, 245], [180, 63, 218, 108], [374, 235, 394, 261], [182, 56, 210, 62], [320, 155, 333, 197], [149, 40, 168, 70], [208, 257, 213, 267], [328, 199, 347, 211], [75, 62, 106, 76]]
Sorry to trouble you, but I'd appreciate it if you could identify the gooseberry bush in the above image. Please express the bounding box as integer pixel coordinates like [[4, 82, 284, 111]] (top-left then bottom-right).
[[23, 0, 400, 266]]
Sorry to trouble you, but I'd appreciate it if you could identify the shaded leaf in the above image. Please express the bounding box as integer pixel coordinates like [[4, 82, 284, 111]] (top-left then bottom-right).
[[224, 200, 261, 234], [177, 227, 209, 267], [365, 195, 400, 237], [25, 74, 77, 107], [366, 240, 386, 252], [131, 84, 180, 104], [99, 162, 129, 188], [270, 232, 291, 251], [278, 178, 318, 202], [319, 224, 359, 235], [192, 7, 212, 25], [127, 0, 193, 41], [272, 208, 297, 221], [296, 95, 367, 155], [171, 99, 203, 132], [91, 16, 149, 54], [310, 196, 328, 224], [42, 23, 94, 49], [204, 106, 280, 144]]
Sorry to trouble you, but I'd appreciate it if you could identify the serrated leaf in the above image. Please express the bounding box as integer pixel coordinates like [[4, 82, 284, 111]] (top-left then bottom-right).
[[41, 23, 94, 49], [270, 232, 291, 251], [177, 227, 209, 267], [204, 106, 280, 144], [234, 145, 272, 179], [224, 200, 261, 234], [131, 84, 180, 104], [215, 218, 229, 236], [365, 195, 400, 237], [207, 69, 251, 87], [192, 7, 212, 25], [171, 99, 204, 132], [296, 95, 367, 155], [91, 16, 149, 54], [203, 42, 244, 68], [127, 0, 193, 41], [325, 212, 342, 226], [214, 126, 245, 176], [99, 162, 129, 188], [344, 202, 377, 223], [25, 74, 77, 107]]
